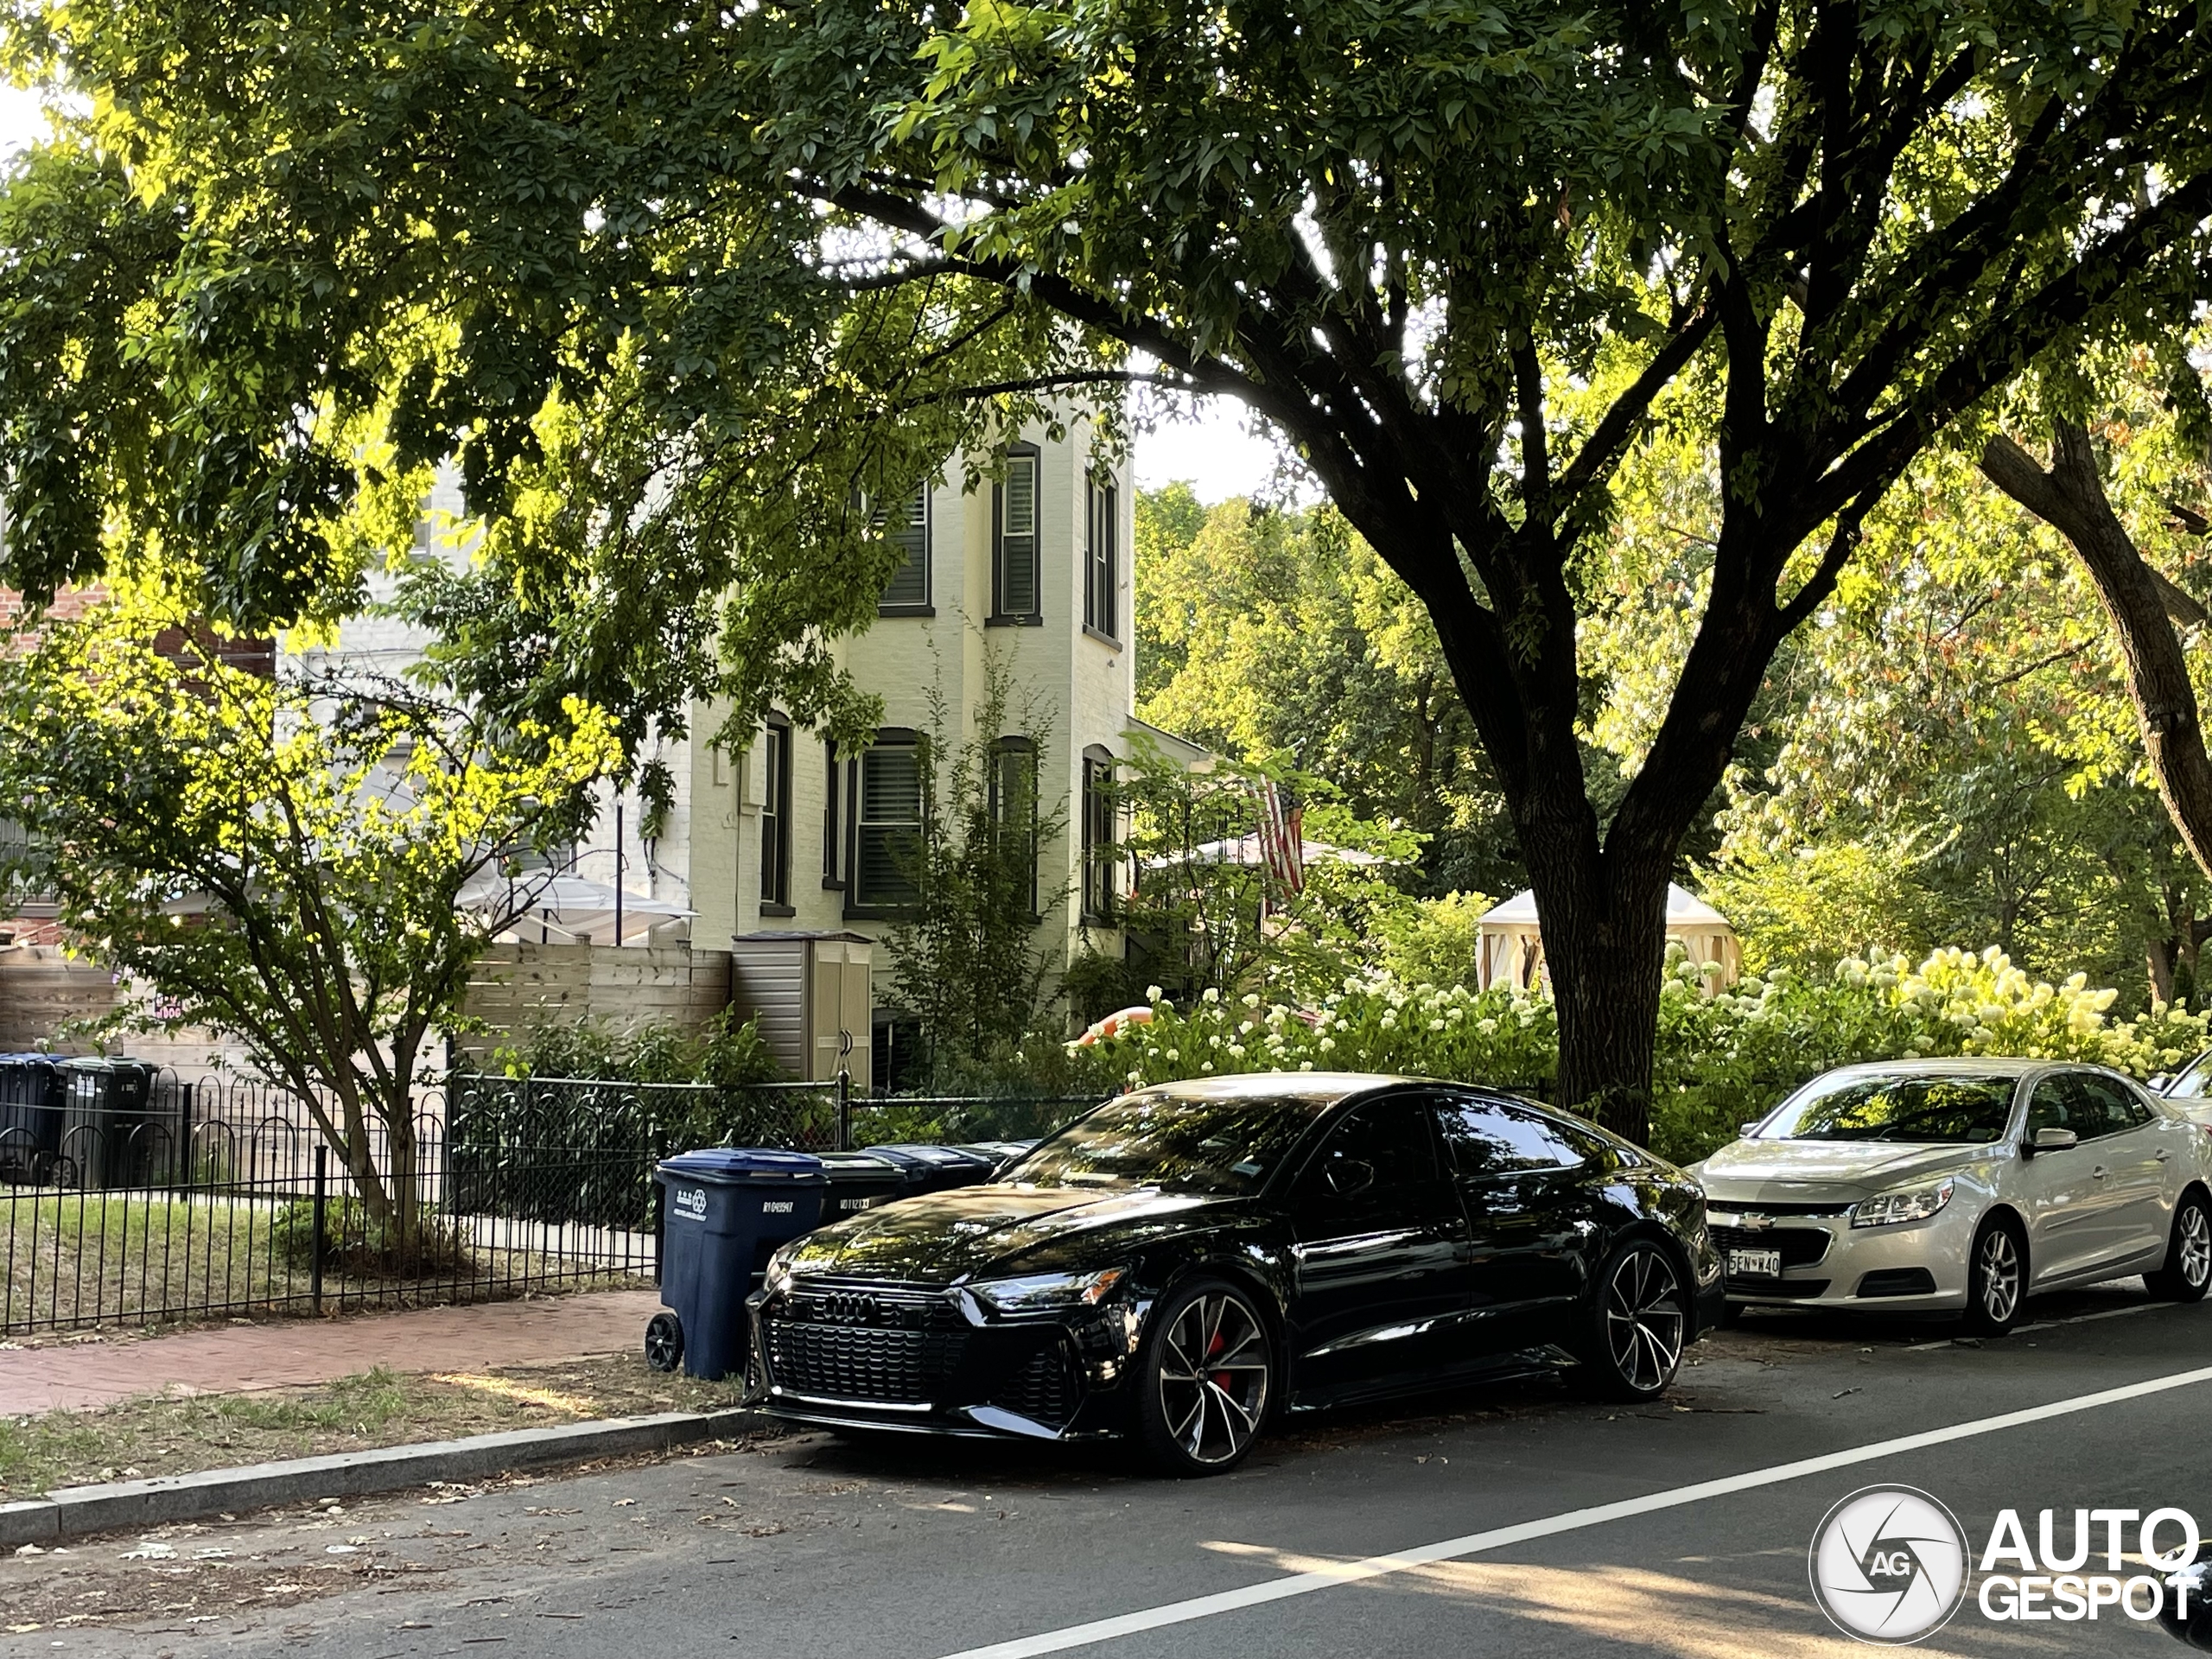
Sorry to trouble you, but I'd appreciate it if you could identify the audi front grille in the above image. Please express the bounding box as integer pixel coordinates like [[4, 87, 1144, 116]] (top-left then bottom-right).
[[765, 1281, 968, 1407]]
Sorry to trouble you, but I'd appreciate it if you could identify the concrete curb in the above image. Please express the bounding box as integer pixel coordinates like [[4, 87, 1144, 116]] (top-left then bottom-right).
[[0, 1406, 764, 1548]]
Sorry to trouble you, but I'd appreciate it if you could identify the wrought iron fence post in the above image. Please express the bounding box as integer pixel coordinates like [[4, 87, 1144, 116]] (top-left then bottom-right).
[[652, 1154, 664, 1288], [836, 1068, 851, 1153], [311, 1145, 327, 1315]]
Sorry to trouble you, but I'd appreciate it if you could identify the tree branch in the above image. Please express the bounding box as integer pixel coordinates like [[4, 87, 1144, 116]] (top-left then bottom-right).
[[1980, 423, 2212, 880]]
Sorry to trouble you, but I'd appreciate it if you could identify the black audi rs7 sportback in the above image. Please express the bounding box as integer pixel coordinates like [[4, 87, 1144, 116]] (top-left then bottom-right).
[[749, 1072, 1723, 1474]]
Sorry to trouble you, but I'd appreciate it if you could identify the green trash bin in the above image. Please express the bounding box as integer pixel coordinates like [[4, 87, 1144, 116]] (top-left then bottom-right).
[[817, 1150, 906, 1223]]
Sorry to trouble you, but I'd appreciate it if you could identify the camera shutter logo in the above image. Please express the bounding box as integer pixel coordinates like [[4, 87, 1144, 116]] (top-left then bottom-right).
[[1808, 1485, 1969, 1643]]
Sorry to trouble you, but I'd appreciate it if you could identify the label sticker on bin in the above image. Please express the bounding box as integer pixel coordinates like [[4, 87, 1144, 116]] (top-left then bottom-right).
[[762, 1199, 795, 1214], [672, 1187, 708, 1220]]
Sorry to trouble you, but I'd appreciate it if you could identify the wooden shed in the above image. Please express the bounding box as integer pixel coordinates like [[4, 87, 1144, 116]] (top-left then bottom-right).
[[1474, 885, 1741, 994]]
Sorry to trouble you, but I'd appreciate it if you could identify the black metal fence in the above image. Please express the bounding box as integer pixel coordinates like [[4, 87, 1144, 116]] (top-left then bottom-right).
[[0, 1063, 1103, 1335], [444, 1072, 1103, 1160]]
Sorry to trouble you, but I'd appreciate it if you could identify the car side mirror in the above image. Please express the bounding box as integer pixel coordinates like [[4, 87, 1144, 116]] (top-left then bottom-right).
[[1738, 1121, 1763, 1141], [2149, 1074, 2175, 1094], [2025, 1126, 2079, 1155], [1325, 1158, 1376, 1198]]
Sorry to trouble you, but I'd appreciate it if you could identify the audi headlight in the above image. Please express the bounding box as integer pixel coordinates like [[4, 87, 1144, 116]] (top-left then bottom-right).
[[1852, 1178, 1955, 1229], [763, 1245, 799, 1295], [969, 1266, 1128, 1314]]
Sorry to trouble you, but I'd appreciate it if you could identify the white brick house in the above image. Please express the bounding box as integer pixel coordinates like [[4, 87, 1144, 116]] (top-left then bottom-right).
[[302, 411, 1152, 1084], [672, 413, 1143, 1082]]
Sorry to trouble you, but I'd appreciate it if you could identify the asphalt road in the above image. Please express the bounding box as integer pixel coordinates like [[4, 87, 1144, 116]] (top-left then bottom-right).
[[12, 1281, 2212, 1658]]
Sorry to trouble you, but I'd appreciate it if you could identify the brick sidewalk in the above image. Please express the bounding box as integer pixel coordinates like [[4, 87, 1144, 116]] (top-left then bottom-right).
[[0, 1287, 666, 1416]]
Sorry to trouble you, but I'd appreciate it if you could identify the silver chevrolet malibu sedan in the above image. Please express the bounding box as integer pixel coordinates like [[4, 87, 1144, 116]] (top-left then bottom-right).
[[1689, 1058, 2212, 1334]]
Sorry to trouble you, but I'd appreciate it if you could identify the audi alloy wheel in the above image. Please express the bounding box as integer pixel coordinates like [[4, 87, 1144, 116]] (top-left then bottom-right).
[[1136, 1276, 1272, 1476], [1583, 1239, 1687, 1401]]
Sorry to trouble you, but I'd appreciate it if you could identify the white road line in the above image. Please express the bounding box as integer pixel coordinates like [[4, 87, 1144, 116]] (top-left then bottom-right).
[[935, 1362, 2212, 1659], [1905, 1299, 2163, 1350]]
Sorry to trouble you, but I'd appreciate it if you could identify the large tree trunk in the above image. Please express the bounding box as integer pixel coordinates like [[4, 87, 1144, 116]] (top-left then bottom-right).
[[1417, 523, 1777, 1149], [1494, 710, 1679, 1143], [1528, 846, 1672, 1140], [2147, 932, 2178, 1005], [1980, 424, 2212, 880]]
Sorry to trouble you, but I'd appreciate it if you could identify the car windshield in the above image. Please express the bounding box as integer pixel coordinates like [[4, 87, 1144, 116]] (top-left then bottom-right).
[[2171, 1054, 2212, 1100], [1760, 1073, 2018, 1144], [1000, 1090, 1332, 1196]]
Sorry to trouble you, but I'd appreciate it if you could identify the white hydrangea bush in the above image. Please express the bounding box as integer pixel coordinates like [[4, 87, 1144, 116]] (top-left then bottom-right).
[[1071, 944, 2211, 1165]]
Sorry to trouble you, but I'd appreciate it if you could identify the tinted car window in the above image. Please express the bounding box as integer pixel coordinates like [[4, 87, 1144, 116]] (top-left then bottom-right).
[[1764, 1073, 2016, 1143], [1306, 1099, 1440, 1190], [1435, 1099, 1585, 1176], [2025, 1074, 2127, 1141], [2075, 1074, 2155, 1135], [1009, 1089, 1332, 1195]]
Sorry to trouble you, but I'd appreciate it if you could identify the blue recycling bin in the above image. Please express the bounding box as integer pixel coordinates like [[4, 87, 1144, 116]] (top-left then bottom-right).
[[861, 1142, 1000, 1197], [648, 1148, 827, 1381], [952, 1140, 1039, 1175]]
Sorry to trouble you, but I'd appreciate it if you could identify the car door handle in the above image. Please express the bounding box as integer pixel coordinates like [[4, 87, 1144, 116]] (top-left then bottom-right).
[[2158, 1148, 2173, 1162], [2091, 1165, 2108, 1179]]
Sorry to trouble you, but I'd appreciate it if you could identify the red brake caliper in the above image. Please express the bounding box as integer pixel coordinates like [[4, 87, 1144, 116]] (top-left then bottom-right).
[[1208, 1328, 1231, 1392]]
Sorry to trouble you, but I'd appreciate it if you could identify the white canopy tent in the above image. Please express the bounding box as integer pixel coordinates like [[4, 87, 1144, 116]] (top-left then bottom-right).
[[454, 869, 695, 946], [1475, 884, 1741, 994]]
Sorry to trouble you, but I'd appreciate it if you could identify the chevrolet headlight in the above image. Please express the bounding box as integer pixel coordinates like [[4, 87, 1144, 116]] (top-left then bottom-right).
[[1852, 1178, 1955, 1229], [969, 1266, 1128, 1314], [763, 1246, 799, 1295]]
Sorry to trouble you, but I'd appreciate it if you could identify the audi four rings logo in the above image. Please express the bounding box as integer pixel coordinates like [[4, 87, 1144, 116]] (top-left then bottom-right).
[[819, 1292, 881, 1325], [1809, 1485, 1971, 1643]]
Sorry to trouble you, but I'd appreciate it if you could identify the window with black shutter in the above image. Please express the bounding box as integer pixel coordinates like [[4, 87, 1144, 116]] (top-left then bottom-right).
[[1084, 473, 1118, 640], [877, 482, 931, 613], [993, 444, 1042, 624], [821, 736, 845, 887], [1081, 746, 1117, 922], [989, 735, 1039, 917], [758, 714, 792, 913], [852, 732, 924, 911]]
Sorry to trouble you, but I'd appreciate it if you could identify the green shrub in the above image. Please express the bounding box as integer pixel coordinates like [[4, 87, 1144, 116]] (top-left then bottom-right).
[[269, 1197, 472, 1278], [486, 1008, 782, 1090], [1372, 892, 1492, 990]]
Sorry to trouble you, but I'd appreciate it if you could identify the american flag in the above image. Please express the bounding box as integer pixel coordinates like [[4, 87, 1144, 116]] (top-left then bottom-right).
[[1256, 778, 1304, 896]]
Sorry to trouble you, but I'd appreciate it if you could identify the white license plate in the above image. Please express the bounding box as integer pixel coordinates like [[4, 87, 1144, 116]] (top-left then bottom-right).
[[1727, 1248, 1783, 1279]]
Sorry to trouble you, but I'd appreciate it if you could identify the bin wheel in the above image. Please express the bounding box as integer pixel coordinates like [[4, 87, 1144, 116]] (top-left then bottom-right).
[[645, 1312, 683, 1373]]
